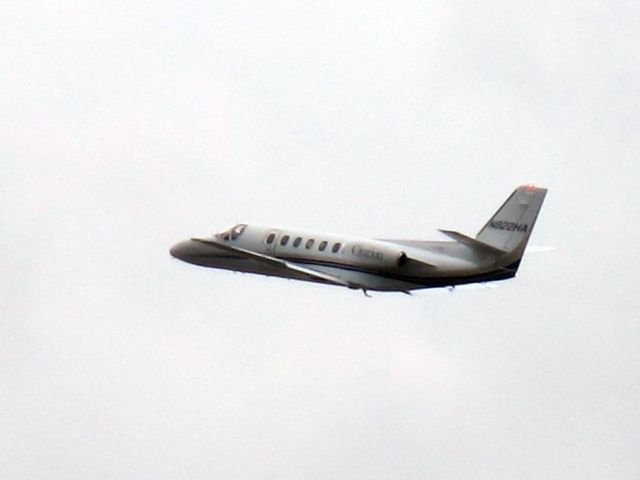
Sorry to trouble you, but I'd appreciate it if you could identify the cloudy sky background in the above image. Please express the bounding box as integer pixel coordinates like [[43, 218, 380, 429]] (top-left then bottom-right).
[[2, 1, 640, 478]]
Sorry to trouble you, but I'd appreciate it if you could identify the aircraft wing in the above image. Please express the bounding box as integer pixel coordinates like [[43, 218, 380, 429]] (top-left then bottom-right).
[[191, 238, 365, 289], [438, 229, 506, 255]]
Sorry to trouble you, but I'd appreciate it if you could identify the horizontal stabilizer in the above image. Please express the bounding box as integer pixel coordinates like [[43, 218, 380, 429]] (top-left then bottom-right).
[[439, 229, 506, 256]]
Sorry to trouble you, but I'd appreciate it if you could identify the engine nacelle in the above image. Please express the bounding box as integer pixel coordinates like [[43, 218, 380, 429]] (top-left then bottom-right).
[[348, 243, 407, 270]]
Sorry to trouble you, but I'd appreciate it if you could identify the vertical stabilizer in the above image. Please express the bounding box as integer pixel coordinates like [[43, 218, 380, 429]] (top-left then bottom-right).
[[476, 185, 547, 264]]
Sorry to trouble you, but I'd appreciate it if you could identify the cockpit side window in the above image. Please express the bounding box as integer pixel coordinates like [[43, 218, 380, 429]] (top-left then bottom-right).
[[219, 224, 247, 241], [230, 224, 246, 240]]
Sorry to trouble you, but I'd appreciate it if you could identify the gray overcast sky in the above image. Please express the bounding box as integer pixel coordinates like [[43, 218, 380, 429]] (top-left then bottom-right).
[[2, 1, 640, 478]]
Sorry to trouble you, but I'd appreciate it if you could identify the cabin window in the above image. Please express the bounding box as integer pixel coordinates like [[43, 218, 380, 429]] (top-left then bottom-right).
[[332, 242, 342, 253], [293, 237, 302, 248], [306, 239, 315, 249], [319, 240, 327, 251], [280, 235, 290, 246], [266, 233, 276, 244]]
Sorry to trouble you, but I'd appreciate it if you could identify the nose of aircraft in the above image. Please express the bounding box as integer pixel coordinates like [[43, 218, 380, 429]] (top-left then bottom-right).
[[170, 239, 196, 262]]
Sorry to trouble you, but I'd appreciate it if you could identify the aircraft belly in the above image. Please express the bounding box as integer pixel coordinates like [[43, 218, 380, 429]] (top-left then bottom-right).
[[193, 255, 415, 290], [184, 247, 508, 290]]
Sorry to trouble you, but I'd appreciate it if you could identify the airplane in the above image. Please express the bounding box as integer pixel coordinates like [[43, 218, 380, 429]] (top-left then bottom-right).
[[170, 185, 547, 295]]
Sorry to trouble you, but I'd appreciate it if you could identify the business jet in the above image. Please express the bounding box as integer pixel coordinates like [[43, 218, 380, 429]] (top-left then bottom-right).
[[170, 185, 547, 295]]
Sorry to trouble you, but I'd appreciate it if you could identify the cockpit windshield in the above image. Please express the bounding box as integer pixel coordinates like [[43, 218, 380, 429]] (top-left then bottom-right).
[[218, 223, 247, 241]]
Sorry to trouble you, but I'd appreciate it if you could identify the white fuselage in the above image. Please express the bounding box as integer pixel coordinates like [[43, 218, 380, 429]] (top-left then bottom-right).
[[170, 224, 509, 291], [170, 185, 547, 293]]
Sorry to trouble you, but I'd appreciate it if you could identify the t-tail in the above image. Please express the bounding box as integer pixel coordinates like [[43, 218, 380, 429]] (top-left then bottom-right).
[[476, 184, 547, 272]]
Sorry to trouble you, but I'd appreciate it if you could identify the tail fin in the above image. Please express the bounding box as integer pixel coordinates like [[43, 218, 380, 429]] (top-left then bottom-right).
[[476, 185, 547, 268]]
